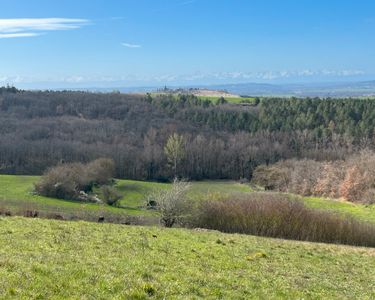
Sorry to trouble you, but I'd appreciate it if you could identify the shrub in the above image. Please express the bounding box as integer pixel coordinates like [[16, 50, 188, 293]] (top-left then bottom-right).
[[34, 163, 87, 199], [101, 185, 122, 206], [339, 166, 365, 202], [35, 158, 116, 201], [86, 158, 115, 186], [194, 193, 375, 247], [252, 164, 289, 191], [363, 189, 375, 204], [149, 178, 191, 227], [252, 151, 375, 203], [313, 162, 343, 198]]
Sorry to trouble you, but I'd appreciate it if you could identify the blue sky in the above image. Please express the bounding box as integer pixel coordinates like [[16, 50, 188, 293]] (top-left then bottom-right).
[[1, 0, 375, 88]]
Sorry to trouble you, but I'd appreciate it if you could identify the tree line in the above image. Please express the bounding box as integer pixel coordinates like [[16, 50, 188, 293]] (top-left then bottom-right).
[[0, 88, 374, 180]]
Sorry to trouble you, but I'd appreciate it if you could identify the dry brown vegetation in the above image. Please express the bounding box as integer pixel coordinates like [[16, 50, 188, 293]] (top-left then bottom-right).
[[34, 158, 115, 201], [194, 193, 375, 247], [252, 151, 375, 203]]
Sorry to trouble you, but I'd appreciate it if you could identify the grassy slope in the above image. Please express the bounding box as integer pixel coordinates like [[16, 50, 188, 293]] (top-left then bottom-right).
[[1, 175, 374, 223], [0, 217, 374, 299], [304, 196, 375, 223], [0, 175, 140, 216], [0, 175, 252, 214], [114, 179, 252, 209]]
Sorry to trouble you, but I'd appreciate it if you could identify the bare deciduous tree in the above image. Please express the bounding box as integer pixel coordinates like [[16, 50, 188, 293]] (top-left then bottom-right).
[[149, 178, 191, 227]]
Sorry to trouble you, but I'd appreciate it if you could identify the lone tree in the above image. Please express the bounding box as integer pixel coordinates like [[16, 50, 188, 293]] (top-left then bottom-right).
[[149, 178, 191, 227], [164, 133, 186, 177]]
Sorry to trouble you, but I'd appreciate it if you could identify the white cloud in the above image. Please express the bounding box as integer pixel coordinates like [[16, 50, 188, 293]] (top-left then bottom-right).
[[122, 42, 142, 48], [0, 69, 367, 87], [198, 70, 365, 81], [179, 0, 196, 5], [0, 32, 42, 38], [0, 18, 89, 39]]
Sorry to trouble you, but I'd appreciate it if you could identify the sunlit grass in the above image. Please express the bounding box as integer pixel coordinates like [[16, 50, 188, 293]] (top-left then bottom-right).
[[1, 175, 374, 224], [303, 196, 375, 223], [0, 217, 373, 299]]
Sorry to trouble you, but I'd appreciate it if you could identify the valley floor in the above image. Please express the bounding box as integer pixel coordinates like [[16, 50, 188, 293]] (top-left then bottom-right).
[[0, 175, 374, 224]]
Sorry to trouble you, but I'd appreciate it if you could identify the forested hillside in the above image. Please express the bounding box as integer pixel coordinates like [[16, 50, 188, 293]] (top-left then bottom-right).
[[1, 87, 374, 180]]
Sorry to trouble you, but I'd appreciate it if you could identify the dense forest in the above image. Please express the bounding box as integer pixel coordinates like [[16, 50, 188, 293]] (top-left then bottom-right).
[[1, 86, 374, 180]]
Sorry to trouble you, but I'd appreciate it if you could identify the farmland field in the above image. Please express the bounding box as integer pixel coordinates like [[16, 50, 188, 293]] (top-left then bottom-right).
[[0, 217, 374, 299], [150, 92, 256, 104], [196, 95, 256, 104], [0, 175, 142, 217], [0, 175, 254, 220], [1, 175, 374, 224]]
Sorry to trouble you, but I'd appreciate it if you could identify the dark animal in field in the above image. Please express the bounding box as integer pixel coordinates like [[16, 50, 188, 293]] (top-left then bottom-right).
[[24, 210, 39, 218]]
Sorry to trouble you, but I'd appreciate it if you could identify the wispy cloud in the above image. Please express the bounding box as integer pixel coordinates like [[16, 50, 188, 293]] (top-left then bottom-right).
[[0, 18, 89, 39], [181, 70, 366, 81], [122, 42, 142, 48], [0, 32, 42, 38], [1, 69, 366, 87], [179, 0, 196, 6], [110, 17, 125, 21]]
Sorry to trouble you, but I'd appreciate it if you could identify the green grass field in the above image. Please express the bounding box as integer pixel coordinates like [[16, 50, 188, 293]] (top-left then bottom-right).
[[0, 175, 253, 220], [150, 92, 256, 104], [114, 179, 253, 209], [304, 196, 375, 224], [1, 176, 374, 298], [1, 175, 374, 224], [0, 217, 374, 299], [0, 175, 142, 217], [196, 95, 256, 104]]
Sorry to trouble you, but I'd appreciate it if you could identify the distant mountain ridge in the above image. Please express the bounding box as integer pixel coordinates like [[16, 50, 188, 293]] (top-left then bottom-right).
[[57, 80, 375, 97], [208, 81, 375, 97]]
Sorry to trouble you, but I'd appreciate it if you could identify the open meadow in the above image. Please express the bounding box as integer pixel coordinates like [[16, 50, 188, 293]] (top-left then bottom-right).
[[1, 175, 374, 224], [0, 217, 374, 299]]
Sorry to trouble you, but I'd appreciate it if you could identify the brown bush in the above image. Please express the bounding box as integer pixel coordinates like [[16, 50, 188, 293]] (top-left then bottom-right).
[[339, 166, 365, 202], [35, 158, 115, 201], [279, 159, 321, 196], [253, 159, 322, 195], [86, 158, 115, 185], [194, 193, 375, 247], [252, 164, 289, 191], [313, 162, 344, 198], [252, 151, 375, 203], [34, 163, 87, 199], [363, 189, 375, 204]]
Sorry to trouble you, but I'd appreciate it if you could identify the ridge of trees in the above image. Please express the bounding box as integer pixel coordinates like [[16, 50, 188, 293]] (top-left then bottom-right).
[[1, 88, 375, 180]]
